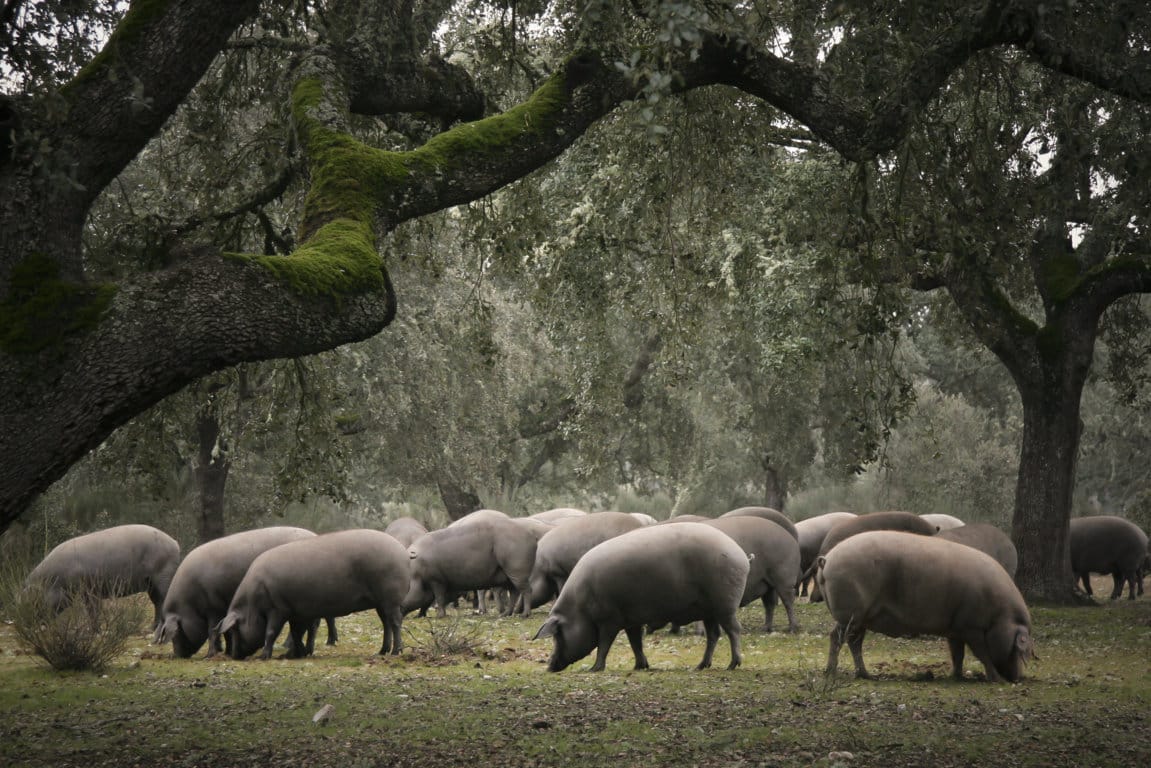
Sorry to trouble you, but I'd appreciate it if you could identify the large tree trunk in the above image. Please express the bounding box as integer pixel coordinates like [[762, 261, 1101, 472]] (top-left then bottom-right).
[[437, 478, 482, 522], [1011, 384, 1085, 603], [762, 454, 787, 511], [194, 405, 230, 545]]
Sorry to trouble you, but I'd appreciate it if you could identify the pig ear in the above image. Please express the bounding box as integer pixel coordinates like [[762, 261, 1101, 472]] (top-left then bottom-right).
[[534, 616, 560, 640], [153, 615, 179, 644], [216, 613, 238, 636], [1016, 630, 1036, 661]]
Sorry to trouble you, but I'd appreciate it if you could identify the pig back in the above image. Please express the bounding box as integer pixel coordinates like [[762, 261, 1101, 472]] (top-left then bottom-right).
[[247, 529, 410, 616], [558, 523, 749, 627], [167, 526, 316, 609], [29, 524, 180, 595], [819, 531, 1028, 638]]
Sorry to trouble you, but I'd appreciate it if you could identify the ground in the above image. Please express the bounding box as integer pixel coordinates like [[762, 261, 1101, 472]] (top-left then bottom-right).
[[0, 577, 1148, 767]]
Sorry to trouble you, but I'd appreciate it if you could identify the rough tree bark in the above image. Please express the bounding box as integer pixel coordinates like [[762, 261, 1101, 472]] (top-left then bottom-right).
[[194, 400, 230, 545]]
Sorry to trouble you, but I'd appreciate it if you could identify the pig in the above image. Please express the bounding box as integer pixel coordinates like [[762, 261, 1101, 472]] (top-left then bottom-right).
[[513, 516, 557, 542], [449, 508, 509, 526], [534, 523, 749, 672], [937, 523, 1018, 579], [628, 513, 658, 526], [720, 506, 799, 540], [659, 514, 710, 523], [155, 526, 336, 658], [920, 513, 966, 531], [703, 516, 801, 632], [529, 512, 644, 607], [384, 517, 428, 548], [1070, 515, 1150, 600], [403, 515, 537, 617], [795, 512, 857, 596], [530, 507, 588, 524], [817, 531, 1034, 682], [218, 529, 409, 660], [25, 524, 180, 632], [807, 511, 940, 602]]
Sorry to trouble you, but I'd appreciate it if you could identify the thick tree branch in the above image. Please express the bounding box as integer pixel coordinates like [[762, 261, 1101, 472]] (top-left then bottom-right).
[[58, 0, 262, 209], [0, 246, 395, 529]]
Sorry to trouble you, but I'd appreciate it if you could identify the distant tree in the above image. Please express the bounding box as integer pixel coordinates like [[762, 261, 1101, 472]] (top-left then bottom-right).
[[865, 49, 1151, 600]]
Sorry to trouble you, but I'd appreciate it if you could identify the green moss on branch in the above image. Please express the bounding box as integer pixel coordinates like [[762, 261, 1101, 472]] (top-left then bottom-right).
[[65, 0, 174, 91], [225, 218, 384, 298]]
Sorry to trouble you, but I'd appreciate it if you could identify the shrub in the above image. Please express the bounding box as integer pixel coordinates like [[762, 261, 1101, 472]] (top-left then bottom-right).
[[409, 611, 485, 657], [5, 573, 148, 672]]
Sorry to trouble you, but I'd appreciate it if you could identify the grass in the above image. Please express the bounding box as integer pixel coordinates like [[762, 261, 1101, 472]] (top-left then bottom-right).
[[0, 578, 1148, 767]]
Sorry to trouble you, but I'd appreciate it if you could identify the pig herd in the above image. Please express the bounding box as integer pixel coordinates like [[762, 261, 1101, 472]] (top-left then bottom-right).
[[22, 509, 1151, 683]]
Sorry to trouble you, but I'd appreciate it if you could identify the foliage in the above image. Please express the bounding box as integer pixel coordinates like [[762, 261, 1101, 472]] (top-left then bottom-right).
[[872, 382, 1020, 525], [3, 574, 148, 673]]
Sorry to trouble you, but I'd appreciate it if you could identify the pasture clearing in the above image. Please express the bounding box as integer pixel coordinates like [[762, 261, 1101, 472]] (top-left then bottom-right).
[[0, 590, 1148, 767]]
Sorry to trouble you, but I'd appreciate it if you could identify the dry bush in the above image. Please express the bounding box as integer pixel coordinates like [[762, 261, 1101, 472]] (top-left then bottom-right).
[[4, 572, 148, 672], [410, 611, 485, 657]]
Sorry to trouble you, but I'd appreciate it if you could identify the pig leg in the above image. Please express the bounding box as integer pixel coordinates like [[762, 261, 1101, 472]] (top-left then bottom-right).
[[776, 586, 798, 633], [1109, 571, 1124, 600], [511, 576, 532, 618], [947, 637, 967, 680], [325, 617, 338, 645], [261, 616, 287, 660], [146, 586, 165, 633], [761, 590, 777, 632], [624, 626, 649, 670], [825, 623, 845, 676], [965, 632, 1002, 682], [377, 605, 403, 655], [207, 616, 224, 658], [721, 615, 743, 670], [697, 620, 720, 670], [283, 620, 310, 659], [845, 624, 869, 679], [590, 626, 620, 671], [433, 584, 449, 618], [304, 619, 319, 656], [1079, 573, 1093, 596]]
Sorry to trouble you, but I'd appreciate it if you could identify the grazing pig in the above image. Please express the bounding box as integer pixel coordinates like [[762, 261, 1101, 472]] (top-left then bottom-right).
[[703, 517, 801, 632], [1070, 516, 1150, 600], [628, 513, 658, 526], [218, 530, 409, 660], [384, 517, 428, 548], [534, 523, 749, 672], [155, 526, 336, 658], [26, 524, 180, 632], [513, 516, 557, 541], [937, 523, 1018, 579], [795, 512, 857, 596], [818, 531, 1033, 682], [530, 507, 588, 524], [720, 507, 799, 540], [449, 508, 509, 526], [807, 511, 940, 602], [529, 512, 644, 607], [920, 513, 965, 531], [403, 516, 537, 617], [659, 514, 709, 523]]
